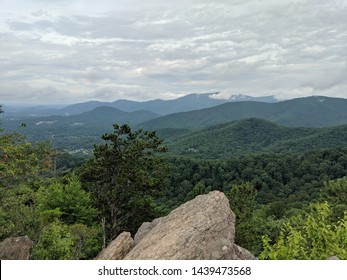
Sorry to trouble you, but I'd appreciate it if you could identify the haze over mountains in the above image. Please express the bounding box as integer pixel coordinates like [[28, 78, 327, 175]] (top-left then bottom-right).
[[3, 93, 277, 117], [2, 94, 347, 155], [139, 96, 347, 129]]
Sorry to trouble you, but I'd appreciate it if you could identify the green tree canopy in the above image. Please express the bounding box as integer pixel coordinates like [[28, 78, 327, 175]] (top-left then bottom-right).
[[36, 174, 98, 225], [321, 177, 347, 219], [79, 124, 168, 240], [0, 133, 54, 188]]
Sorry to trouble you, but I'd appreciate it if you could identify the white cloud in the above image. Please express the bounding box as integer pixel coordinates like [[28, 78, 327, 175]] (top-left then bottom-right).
[[0, 0, 347, 104]]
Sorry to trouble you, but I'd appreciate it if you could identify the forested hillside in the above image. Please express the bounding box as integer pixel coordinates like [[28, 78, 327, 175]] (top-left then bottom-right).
[[1, 107, 160, 151], [3, 96, 347, 154], [164, 118, 347, 159], [1, 103, 347, 260], [139, 96, 347, 129], [164, 149, 347, 256]]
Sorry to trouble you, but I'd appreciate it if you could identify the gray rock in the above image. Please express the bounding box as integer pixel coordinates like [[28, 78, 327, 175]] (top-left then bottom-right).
[[95, 231, 134, 260], [233, 244, 257, 260], [326, 256, 340, 260], [134, 222, 153, 245], [124, 191, 236, 259], [134, 217, 164, 245], [0, 236, 33, 260]]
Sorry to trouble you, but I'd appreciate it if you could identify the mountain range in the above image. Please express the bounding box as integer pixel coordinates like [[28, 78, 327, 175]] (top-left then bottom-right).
[[3, 93, 277, 117], [2, 95, 347, 153], [139, 96, 347, 130]]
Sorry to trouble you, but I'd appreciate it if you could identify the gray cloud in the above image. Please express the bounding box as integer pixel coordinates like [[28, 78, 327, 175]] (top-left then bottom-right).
[[1, 0, 347, 105]]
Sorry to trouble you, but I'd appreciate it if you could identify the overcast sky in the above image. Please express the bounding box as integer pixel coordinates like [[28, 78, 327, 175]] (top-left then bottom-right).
[[1, 0, 347, 105]]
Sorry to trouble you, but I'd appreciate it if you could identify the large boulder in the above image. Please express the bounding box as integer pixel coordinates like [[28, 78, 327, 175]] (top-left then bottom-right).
[[95, 231, 134, 260], [0, 236, 33, 260], [125, 191, 238, 259], [97, 191, 256, 260]]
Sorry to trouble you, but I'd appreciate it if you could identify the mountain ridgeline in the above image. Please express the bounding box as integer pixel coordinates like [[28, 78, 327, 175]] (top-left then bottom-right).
[[138, 96, 347, 130], [4, 93, 277, 117], [2, 95, 347, 153], [4, 93, 224, 117]]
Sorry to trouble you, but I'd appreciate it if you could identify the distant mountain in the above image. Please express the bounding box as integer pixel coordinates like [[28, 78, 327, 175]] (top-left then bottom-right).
[[26, 101, 115, 116], [4, 95, 347, 155], [112, 93, 227, 115], [53, 101, 112, 116], [59, 92, 228, 116], [112, 94, 277, 115], [2, 93, 278, 118], [139, 96, 347, 130], [2, 107, 160, 150], [165, 118, 347, 159], [227, 94, 277, 103], [2, 104, 66, 118]]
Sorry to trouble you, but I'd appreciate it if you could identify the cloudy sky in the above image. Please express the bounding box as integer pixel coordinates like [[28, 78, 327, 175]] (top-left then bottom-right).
[[1, 0, 347, 105]]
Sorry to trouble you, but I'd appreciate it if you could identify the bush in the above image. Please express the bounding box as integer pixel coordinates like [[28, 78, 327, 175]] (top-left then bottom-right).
[[260, 202, 347, 260]]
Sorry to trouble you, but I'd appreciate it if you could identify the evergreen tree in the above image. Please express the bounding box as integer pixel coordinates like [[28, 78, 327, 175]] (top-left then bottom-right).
[[79, 124, 168, 241]]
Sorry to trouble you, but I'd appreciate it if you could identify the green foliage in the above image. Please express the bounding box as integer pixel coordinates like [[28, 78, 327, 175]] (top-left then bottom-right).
[[186, 181, 212, 201], [321, 177, 347, 220], [55, 152, 87, 172], [32, 221, 74, 260], [36, 174, 98, 225], [1, 106, 160, 152], [163, 148, 347, 255], [166, 148, 347, 209], [68, 223, 102, 260], [227, 183, 258, 252], [166, 118, 347, 159], [249, 206, 282, 255], [0, 126, 102, 259], [2, 105, 347, 260], [79, 124, 168, 240], [0, 184, 39, 240], [33, 175, 102, 259], [0, 132, 54, 188], [260, 202, 347, 260], [5, 98, 347, 155], [227, 183, 257, 220], [0, 129, 52, 240]]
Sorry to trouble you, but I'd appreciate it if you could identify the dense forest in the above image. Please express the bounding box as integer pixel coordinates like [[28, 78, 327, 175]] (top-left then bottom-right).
[[1, 105, 346, 259]]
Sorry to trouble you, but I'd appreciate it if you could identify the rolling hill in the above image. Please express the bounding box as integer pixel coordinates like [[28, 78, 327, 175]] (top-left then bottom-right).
[[138, 96, 347, 130], [165, 118, 347, 159]]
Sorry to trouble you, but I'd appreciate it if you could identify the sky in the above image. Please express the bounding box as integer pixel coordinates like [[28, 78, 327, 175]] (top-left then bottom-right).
[[0, 0, 347, 105]]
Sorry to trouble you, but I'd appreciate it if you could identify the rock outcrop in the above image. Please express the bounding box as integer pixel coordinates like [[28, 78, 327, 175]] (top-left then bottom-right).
[[0, 236, 33, 260], [98, 191, 256, 260], [95, 232, 134, 260]]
